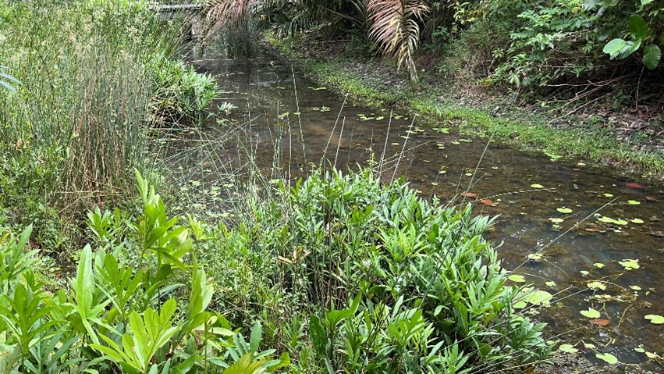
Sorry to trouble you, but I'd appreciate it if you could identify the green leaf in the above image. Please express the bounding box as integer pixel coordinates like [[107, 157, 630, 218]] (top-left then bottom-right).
[[641, 0, 654, 5], [645, 314, 664, 324], [603, 39, 627, 58], [309, 315, 327, 357], [628, 15, 650, 39], [508, 274, 526, 283], [249, 322, 262, 354], [596, 352, 619, 365], [643, 44, 661, 70], [559, 344, 578, 353], [580, 308, 601, 318], [556, 207, 573, 214]]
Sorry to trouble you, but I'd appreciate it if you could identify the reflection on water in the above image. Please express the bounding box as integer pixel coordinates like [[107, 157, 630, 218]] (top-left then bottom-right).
[[168, 48, 664, 368]]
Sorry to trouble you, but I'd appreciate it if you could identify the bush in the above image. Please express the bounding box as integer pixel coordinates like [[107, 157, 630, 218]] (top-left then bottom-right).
[[198, 169, 554, 373], [0, 172, 287, 373]]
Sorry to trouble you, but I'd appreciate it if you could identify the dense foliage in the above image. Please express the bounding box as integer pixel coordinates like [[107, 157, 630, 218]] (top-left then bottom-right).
[[0, 0, 218, 250], [0, 169, 554, 373], [0, 172, 288, 373], [208, 0, 664, 87], [194, 169, 553, 373]]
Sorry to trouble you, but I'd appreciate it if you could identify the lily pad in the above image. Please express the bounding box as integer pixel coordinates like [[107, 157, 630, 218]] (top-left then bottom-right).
[[603, 193, 614, 197], [559, 344, 578, 354], [629, 285, 642, 291], [521, 290, 553, 306], [549, 218, 564, 223], [557, 207, 573, 214], [580, 308, 601, 319], [596, 353, 618, 365], [594, 263, 605, 269], [645, 314, 664, 324], [619, 259, 639, 270], [531, 184, 544, 188], [627, 200, 641, 205], [509, 274, 526, 283], [545, 281, 557, 287], [587, 281, 606, 291]]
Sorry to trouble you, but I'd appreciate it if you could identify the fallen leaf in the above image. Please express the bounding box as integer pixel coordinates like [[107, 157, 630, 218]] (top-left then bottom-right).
[[585, 227, 600, 232], [645, 196, 657, 202], [479, 199, 494, 206], [626, 182, 644, 189], [461, 192, 478, 198], [589, 319, 610, 327]]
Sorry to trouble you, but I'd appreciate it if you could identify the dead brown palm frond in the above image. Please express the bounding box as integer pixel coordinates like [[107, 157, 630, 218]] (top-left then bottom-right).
[[367, 0, 429, 84], [205, 0, 260, 37]]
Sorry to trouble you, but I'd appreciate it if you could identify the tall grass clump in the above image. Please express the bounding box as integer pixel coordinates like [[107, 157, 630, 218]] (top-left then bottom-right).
[[0, 0, 216, 250], [194, 168, 554, 373]]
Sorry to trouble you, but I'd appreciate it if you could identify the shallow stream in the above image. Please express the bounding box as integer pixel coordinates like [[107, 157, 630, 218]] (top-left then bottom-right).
[[168, 47, 664, 369]]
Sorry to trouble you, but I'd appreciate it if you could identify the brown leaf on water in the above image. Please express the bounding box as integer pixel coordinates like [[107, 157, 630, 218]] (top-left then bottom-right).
[[626, 182, 645, 189], [480, 199, 494, 206], [589, 319, 610, 327], [585, 227, 600, 232], [646, 196, 657, 202], [461, 192, 478, 199]]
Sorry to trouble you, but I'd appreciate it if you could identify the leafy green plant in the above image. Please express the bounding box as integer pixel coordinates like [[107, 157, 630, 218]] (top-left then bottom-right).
[[0, 172, 288, 373], [601, 12, 662, 69]]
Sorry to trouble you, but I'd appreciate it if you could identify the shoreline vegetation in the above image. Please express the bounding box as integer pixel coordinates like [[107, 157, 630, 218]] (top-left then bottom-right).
[[1, 0, 663, 373], [265, 34, 664, 183]]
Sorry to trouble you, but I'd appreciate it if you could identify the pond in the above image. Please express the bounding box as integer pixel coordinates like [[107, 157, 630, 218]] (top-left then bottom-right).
[[164, 46, 664, 370]]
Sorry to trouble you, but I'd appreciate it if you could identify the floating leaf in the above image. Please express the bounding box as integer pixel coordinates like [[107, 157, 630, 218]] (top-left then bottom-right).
[[584, 343, 596, 349], [531, 184, 544, 189], [479, 199, 494, 206], [521, 290, 553, 306], [590, 319, 610, 327], [593, 263, 605, 268], [603, 193, 614, 197], [527, 253, 543, 261], [630, 285, 641, 291], [559, 344, 578, 353], [631, 218, 644, 224], [580, 308, 601, 319], [645, 314, 664, 324], [627, 200, 641, 205], [619, 259, 639, 270], [587, 281, 606, 291], [645, 351, 661, 359], [549, 218, 564, 223], [461, 192, 478, 198], [509, 274, 526, 283], [545, 281, 556, 287], [634, 347, 645, 353], [557, 207, 573, 214], [626, 182, 644, 189], [596, 353, 618, 365], [645, 196, 657, 202]]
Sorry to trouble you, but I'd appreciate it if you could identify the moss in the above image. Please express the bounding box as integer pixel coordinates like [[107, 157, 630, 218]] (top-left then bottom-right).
[[266, 35, 664, 180]]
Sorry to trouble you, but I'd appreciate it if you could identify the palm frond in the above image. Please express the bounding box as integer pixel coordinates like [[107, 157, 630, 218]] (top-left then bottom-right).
[[367, 0, 429, 83], [205, 0, 260, 37]]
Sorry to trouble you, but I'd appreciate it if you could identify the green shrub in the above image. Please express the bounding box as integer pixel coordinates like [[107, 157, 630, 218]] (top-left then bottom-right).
[[199, 169, 554, 373], [0, 172, 287, 373]]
